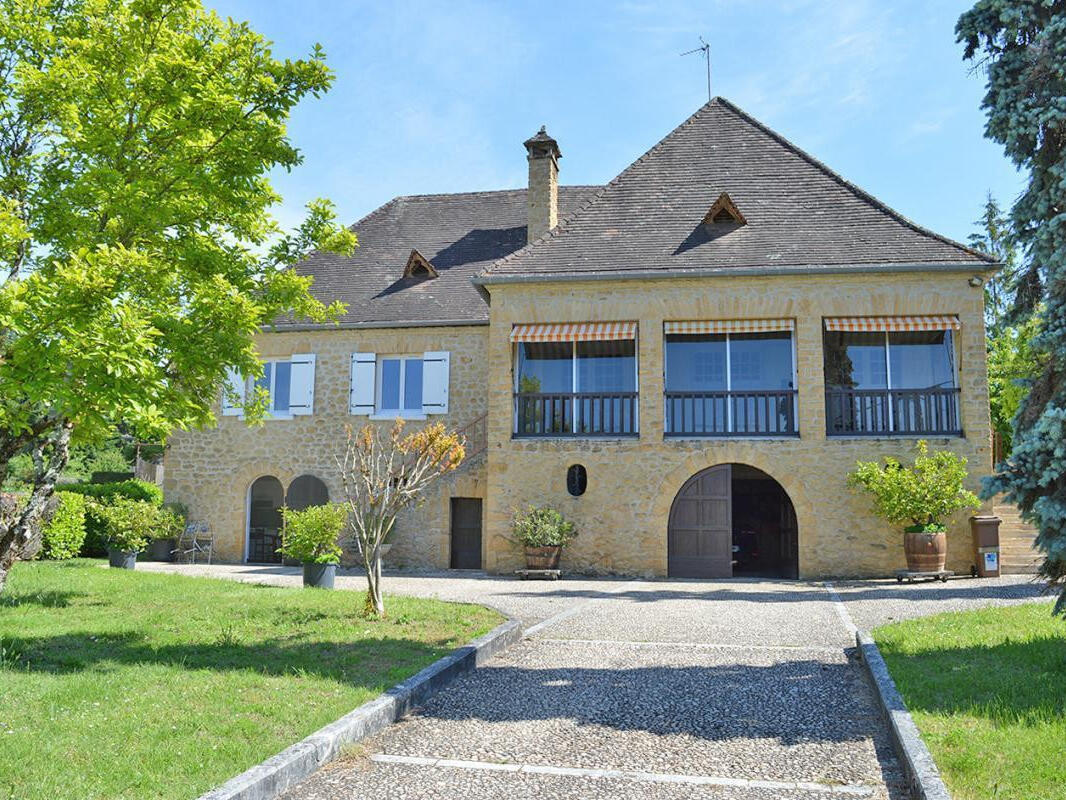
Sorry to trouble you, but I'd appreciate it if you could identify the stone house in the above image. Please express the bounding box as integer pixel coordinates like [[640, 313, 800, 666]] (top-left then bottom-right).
[[164, 98, 997, 578]]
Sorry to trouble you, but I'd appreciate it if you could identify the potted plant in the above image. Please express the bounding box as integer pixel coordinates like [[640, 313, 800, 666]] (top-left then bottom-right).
[[95, 497, 161, 569], [512, 505, 577, 570], [146, 502, 186, 561], [279, 503, 347, 588], [847, 440, 980, 573]]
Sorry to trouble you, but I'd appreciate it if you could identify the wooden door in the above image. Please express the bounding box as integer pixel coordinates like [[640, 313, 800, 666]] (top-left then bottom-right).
[[668, 465, 732, 578], [450, 498, 482, 570]]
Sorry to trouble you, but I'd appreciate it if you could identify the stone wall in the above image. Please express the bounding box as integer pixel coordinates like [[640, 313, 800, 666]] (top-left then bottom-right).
[[483, 270, 995, 578], [163, 325, 489, 566]]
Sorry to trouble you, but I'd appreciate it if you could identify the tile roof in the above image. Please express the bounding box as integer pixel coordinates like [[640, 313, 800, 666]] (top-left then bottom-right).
[[273, 186, 598, 328], [483, 97, 994, 280]]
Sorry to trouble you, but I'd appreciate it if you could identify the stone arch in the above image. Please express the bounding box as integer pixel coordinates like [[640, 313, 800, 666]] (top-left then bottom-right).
[[246, 475, 284, 563], [659, 453, 808, 578], [285, 474, 330, 511]]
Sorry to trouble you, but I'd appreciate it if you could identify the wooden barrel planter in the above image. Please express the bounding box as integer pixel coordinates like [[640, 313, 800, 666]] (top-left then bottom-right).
[[524, 545, 561, 570], [903, 528, 947, 572]]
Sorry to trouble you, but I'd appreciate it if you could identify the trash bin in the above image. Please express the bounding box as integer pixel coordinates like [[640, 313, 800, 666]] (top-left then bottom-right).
[[970, 515, 1001, 578]]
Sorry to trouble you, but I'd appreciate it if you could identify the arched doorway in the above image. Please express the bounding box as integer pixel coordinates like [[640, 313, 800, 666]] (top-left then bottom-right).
[[668, 464, 798, 579], [247, 476, 284, 563], [286, 474, 329, 511]]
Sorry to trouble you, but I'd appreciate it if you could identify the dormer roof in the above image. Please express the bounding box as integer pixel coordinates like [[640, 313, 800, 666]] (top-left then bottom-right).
[[403, 249, 439, 279]]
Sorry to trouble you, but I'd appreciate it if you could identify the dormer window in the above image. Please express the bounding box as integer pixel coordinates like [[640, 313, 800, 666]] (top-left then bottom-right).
[[403, 249, 438, 279], [702, 192, 746, 226]]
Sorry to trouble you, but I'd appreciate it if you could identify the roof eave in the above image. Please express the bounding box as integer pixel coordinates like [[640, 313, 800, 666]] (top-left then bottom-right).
[[473, 261, 1000, 287], [264, 317, 489, 333]]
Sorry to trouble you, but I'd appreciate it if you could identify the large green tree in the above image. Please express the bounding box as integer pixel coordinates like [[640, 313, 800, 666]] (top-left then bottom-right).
[[958, 1, 1066, 612], [0, 0, 355, 590]]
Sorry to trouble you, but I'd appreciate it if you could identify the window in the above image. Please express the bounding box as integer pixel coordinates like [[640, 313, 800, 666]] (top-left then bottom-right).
[[824, 328, 959, 435], [255, 360, 293, 415], [664, 330, 797, 436], [349, 351, 449, 417], [377, 356, 424, 415], [221, 354, 315, 418], [514, 338, 638, 436]]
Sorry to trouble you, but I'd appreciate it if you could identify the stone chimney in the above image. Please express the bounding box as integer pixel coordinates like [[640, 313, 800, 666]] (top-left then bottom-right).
[[524, 126, 561, 243]]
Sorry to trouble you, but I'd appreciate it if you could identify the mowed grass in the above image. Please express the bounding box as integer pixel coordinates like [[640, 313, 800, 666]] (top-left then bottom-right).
[[0, 560, 502, 800], [874, 601, 1066, 800]]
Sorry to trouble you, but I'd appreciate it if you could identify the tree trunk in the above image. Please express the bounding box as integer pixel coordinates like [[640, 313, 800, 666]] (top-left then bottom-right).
[[0, 420, 72, 595], [362, 546, 385, 618]]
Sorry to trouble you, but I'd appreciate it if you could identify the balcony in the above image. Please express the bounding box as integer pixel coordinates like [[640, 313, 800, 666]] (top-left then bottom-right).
[[665, 390, 799, 437], [514, 392, 638, 437], [825, 387, 962, 436]]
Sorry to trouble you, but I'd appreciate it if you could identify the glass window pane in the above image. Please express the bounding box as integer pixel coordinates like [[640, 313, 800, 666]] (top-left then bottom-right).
[[404, 358, 423, 410], [255, 362, 272, 398], [576, 339, 635, 392], [380, 358, 401, 410], [273, 361, 291, 412], [517, 342, 573, 393], [665, 335, 726, 391], [729, 332, 794, 390], [888, 331, 955, 389], [823, 331, 887, 389]]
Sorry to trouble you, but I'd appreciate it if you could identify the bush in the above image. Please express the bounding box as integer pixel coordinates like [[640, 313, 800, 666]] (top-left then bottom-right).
[[41, 493, 87, 559], [93, 497, 163, 553], [847, 440, 980, 531], [511, 505, 577, 548], [56, 479, 163, 555], [279, 504, 346, 564]]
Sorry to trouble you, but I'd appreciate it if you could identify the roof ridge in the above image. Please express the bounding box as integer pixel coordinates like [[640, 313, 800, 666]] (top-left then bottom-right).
[[484, 101, 722, 275], [711, 97, 996, 264], [390, 185, 600, 203]]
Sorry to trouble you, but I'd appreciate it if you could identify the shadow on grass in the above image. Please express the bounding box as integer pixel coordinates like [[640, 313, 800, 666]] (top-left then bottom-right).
[[878, 636, 1066, 724], [0, 590, 87, 608], [5, 630, 449, 688]]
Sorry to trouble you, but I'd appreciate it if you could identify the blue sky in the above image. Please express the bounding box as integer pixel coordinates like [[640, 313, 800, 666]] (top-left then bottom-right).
[[208, 0, 1024, 247]]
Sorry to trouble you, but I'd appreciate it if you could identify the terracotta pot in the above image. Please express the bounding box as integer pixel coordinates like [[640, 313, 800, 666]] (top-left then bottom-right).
[[903, 529, 947, 572], [524, 545, 561, 570]]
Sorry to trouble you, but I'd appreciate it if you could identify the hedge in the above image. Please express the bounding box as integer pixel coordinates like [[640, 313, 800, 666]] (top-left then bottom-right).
[[41, 493, 87, 559], [56, 479, 163, 555]]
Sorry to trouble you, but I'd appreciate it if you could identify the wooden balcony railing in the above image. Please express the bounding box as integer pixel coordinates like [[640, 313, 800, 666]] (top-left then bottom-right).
[[664, 390, 799, 437], [514, 392, 638, 437], [825, 387, 962, 436]]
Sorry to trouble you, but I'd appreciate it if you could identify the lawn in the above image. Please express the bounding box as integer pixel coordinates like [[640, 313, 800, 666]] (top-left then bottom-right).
[[0, 560, 502, 800], [874, 601, 1066, 800]]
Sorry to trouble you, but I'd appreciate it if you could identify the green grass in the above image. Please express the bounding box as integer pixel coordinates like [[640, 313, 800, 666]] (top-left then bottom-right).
[[874, 602, 1066, 800], [0, 560, 502, 800]]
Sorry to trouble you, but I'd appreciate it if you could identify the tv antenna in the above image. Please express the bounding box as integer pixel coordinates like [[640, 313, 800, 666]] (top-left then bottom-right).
[[681, 36, 711, 102]]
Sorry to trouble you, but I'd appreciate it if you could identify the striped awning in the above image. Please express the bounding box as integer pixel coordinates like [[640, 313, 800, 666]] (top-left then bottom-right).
[[510, 321, 638, 343], [824, 315, 960, 332], [664, 318, 795, 335]]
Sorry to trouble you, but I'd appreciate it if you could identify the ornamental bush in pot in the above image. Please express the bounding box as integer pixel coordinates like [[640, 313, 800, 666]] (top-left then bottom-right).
[[847, 440, 980, 572], [512, 505, 577, 570], [94, 497, 162, 569], [279, 503, 347, 589]]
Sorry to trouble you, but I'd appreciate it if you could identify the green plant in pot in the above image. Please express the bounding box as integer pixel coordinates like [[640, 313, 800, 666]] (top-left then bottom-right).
[[847, 440, 979, 573], [279, 503, 347, 589], [94, 497, 162, 569], [512, 505, 577, 571]]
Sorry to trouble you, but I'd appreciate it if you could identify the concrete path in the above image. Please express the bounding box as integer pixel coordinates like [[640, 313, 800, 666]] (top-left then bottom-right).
[[140, 565, 1051, 800]]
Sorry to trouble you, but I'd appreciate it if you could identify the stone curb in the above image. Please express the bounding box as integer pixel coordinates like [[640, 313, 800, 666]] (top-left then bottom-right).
[[198, 617, 524, 800], [854, 631, 952, 800]]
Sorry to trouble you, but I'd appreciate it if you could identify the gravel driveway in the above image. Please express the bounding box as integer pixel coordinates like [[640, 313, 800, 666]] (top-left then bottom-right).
[[140, 565, 1050, 800]]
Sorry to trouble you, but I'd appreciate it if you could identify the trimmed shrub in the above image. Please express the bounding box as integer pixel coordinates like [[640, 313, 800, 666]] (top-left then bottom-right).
[[279, 503, 346, 564], [57, 479, 163, 555], [41, 493, 87, 559], [94, 497, 161, 553]]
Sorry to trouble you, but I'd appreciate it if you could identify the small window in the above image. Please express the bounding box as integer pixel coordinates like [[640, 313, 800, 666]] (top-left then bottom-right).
[[567, 464, 587, 496], [377, 356, 424, 415]]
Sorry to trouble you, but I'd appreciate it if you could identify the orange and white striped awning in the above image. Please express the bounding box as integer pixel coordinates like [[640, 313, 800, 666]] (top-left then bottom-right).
[[824, 315, 960, 332], [510, 321, 638, 343], [664, 318, 795, 335]]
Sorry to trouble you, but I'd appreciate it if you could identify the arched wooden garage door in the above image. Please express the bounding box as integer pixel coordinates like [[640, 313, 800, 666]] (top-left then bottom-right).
[[668, 464, 733, 578]]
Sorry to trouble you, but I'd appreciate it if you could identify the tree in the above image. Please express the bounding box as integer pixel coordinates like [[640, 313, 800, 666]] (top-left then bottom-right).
[[337, 421, 464, 617], [0, 0, 356, 592], [967, 193, 1020, 331], [987, 314, 1044, 456], [958, 1, 1066, 613]]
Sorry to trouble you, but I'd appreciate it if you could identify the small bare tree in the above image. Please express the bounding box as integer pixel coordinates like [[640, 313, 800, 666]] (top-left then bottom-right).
[[337, 420, 464, 617]]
